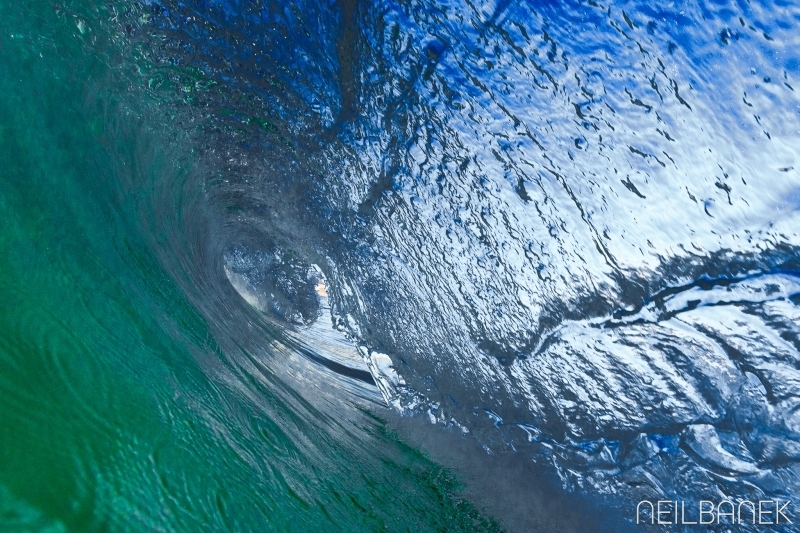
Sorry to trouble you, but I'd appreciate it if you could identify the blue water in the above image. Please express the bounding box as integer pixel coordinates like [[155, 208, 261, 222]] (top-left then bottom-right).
[[2, 0, 800, 531]]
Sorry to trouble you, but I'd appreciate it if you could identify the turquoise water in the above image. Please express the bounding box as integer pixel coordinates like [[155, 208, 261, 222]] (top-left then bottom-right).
[[0, 2, 503, 531]]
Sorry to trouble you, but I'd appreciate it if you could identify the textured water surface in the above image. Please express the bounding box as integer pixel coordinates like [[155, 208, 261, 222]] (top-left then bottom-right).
[[1, 0, 799, 531]]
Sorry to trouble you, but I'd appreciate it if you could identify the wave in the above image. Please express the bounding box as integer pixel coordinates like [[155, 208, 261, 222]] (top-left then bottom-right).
[[1, 0, 799, 531]]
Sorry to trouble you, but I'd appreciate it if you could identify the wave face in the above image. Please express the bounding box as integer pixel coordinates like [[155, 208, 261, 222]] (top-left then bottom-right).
[[0, 2, 504, 532], [322, 2, 800, 529], [1, 0, 800, 531], [322, 1, 800, 528]]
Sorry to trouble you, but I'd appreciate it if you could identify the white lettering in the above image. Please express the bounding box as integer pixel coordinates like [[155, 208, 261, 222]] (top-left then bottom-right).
[[717, 501, 734, 524], [760, 500, 774, 525], [635, 499, 793, 525], [699, 501, 714, 525], [776, 500, 792, 524], [657, 500, 672, 525], [636, 501, 654, 524], [739, 500, 756, 524], [680, 501, 697, 524]]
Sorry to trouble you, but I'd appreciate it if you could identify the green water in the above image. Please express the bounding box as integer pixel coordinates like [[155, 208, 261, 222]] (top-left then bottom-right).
[[0, 2, 502, 531]]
